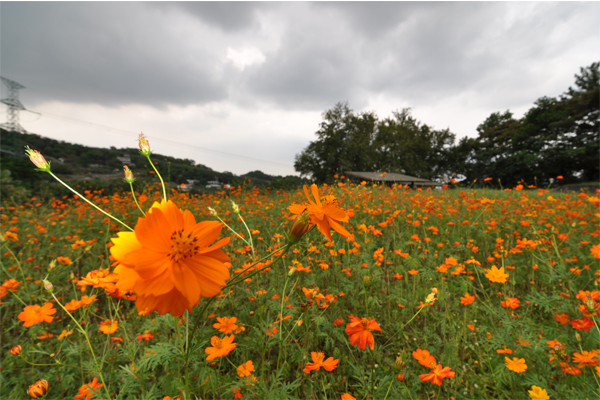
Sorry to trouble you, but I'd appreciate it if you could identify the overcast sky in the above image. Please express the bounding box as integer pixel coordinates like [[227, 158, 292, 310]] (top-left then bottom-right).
[[1, 2, 598, 177]]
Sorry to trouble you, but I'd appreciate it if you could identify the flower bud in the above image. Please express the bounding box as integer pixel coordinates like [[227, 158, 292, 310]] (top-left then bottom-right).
[[575, 332, 581, 342], [334, 318, 344, 327], [25, 147, 51, 172], [585, 295, 595, 313], [123, 166, 135, 183], [363, 275, 371, 287], [287, 212, 313, 244], [138, 133, 151, 156], [48, 260, 56, 272], [288, 267, 296, 277], [42, 280, 53, 293], [10, 345, 22, 356], [394, 355, 405, 370], [27, 379, 49, 398], [395, 372, 405, 382], [248, 311, 255, 317], [230, 200, 240, 214], [208, 207, 218, 217]]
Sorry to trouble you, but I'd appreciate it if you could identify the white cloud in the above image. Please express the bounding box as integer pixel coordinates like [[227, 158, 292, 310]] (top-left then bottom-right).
[[225, 47, 266, 71]]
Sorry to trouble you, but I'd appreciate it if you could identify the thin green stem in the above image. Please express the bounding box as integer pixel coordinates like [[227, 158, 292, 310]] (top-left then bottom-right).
[[51, 293, 112, 400], [146, 155, 167, 202], [47, 172, 133, 231], [129, 183, 145, 216]]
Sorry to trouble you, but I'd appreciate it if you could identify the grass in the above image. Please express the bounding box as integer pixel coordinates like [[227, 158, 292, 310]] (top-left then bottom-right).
[[1, 176, 599, 400]]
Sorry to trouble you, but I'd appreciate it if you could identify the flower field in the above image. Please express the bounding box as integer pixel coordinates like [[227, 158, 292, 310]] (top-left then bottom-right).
[[1, 148, 599, 399]]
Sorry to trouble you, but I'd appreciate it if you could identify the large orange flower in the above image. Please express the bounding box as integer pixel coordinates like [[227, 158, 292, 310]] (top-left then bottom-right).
[[302, 351, 339, 373], [111, 200, 230, 316], [18, 303, 57, 327], [289, 184, 350, 242], [412, 348, 437, 368], [345, 316, 382, 351], [419, 364, 455, 385], [205, 335, 236, 360]]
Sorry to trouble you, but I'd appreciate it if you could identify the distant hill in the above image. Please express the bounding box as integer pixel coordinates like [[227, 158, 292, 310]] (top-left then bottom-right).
[[0, 128, 305, 194]]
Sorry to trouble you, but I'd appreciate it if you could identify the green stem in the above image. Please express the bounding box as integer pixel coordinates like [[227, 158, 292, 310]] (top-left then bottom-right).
[[383, 306, 427, 348], [146, 155, 167, 202], [50, 293, 112, 400], [383, 376, 395, 400], [47, 172, 133, 231], [129, 182, 145, 216]]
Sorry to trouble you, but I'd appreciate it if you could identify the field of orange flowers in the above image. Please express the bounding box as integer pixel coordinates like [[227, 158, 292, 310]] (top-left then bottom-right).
[[1, 145, 599, 400]]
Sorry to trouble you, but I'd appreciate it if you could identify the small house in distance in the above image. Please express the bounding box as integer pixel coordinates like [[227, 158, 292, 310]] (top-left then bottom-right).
[[344, 171, 438, 187]]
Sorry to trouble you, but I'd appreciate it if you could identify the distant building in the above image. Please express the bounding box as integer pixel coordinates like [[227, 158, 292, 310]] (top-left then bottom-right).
[[178, 179, 198, 192], [206, 179, 222, 189], [344, 171, 438, 187], [116, 155, 134, 166]]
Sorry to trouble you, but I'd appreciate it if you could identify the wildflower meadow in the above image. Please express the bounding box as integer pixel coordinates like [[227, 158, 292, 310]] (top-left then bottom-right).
[[1, 136, 599, 400]]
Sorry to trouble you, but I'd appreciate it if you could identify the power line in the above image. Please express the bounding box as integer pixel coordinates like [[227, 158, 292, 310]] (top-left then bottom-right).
[[23, 108, 295, 170]]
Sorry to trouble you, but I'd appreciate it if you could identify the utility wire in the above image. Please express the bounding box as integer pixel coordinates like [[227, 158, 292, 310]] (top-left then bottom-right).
[[22, 108, 295, 170]]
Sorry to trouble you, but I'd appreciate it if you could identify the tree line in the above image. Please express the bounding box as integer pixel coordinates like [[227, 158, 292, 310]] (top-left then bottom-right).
[[295, 62, 599, 187]]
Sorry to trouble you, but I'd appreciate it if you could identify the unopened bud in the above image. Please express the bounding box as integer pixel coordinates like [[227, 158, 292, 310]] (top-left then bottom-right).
[[25, 147, 51, 172], [209, 361, 218, 368], [288, 267, 296, 276], [42, 280, 53, 293], [27, 379, 49, 399], [230, 200, 240, 214], [575, 332, 581, 342], [248, 311, 255, 317], [48, 260, 56, 271], [10, 345, 22, 356], [287, 212, 313, 244], [138, 133, 151, 156], [208, 207, 218, 217], [394, 355, 405, 370], [395, 372, 405, 382], [123, 166, 135, 183], [585, 295, 595, 313], [363, 275, 371, 287]]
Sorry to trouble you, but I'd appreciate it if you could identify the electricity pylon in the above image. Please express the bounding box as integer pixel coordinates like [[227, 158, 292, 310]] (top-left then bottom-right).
[[0, 76, 27, 133]]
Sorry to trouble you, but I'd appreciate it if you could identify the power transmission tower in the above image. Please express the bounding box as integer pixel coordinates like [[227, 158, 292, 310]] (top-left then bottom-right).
[[0, 76, 27, 133]]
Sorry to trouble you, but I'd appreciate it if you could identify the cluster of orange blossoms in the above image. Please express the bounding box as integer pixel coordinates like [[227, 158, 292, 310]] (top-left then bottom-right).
[[412, 349, 455, 385]]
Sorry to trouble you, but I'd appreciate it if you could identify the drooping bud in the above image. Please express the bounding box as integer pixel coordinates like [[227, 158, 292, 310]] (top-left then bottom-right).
[[27, 379, 49, 399], [25, 147, 51, 172], [138, 133, 151, 156], [10, 345, 22, 356], [123, 166, 135, 183], [287, 212, 313, 244]]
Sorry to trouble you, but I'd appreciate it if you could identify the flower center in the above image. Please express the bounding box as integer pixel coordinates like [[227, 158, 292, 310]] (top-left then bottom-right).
[[315, 352, 325, 363], [214, 338, 223, 349], [167, 229, 199, 263], [361, 318, 370, 329]]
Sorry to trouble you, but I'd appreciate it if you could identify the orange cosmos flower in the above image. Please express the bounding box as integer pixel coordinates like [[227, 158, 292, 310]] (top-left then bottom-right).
[[554, 313, 570, 325], [418, 364, 455, 385], [570, 317, 594, 332], [460, 293, 475, 305], [591, 244, 600, 259], [288, 184, 350, 242], [408, 269, 419, 275], [205, 335, 236, 360], [57, 329, 73, 340], [74, 377, 103, 400], [501, 297, 520, 309], [99, 319, 119, 334], [64, 299, 83, 312], [341, 394, 356, 400], [237, 360, 254, 377], [572, 350, 600, 368], [505, 357, 527, 373], [302, 351, 339, 373], [485, 265, 509, 283], [413, 348, 437, 368], [18, 303, 57, 327], [345, 316, 382, 351], [111, 200, 231, 316], [560, 362, 582, 375], [213, 316, 239, 334], [137, 330, 154, 341]]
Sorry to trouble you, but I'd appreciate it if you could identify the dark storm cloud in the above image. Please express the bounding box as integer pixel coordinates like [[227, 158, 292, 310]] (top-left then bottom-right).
[[1, 2, 228, 107], [154, 2, 266, 32]]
